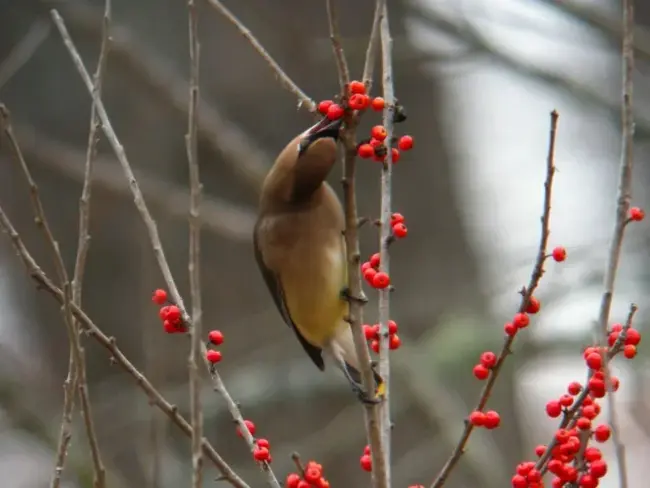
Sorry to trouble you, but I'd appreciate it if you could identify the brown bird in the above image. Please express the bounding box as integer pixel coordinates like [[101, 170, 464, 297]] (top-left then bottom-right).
[[253, 116, 383, 403]]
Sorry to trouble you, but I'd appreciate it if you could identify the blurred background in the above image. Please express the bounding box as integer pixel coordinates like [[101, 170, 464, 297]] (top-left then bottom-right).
[[1, 0, 649, 486]]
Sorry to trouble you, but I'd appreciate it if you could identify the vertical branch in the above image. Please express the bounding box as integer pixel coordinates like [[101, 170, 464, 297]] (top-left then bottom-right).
[[71, 2, 111, 487], [378, 3, 394, 485], [325, 0, 350, 90], [597, 1, 636, 487], [186, 1, 203, 488], [362, 0, 385, 88]]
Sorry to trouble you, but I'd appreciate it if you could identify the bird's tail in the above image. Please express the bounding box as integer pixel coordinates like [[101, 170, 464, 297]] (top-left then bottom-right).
[[333, 325, 385, 398], [344, 361, 386, 397]]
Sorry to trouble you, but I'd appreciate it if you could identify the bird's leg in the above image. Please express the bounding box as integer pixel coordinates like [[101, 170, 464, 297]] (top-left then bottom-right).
[[339, 363, 381, 405], [340, 286, 368, 304]]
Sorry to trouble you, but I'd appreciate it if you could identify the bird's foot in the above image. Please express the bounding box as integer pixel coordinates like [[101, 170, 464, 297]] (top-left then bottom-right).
[[340, 287, 368, 304], [352, 383, 382, 405]]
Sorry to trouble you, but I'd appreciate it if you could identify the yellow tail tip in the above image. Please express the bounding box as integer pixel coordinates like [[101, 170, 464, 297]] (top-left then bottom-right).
[[375, 380, 386, 398]]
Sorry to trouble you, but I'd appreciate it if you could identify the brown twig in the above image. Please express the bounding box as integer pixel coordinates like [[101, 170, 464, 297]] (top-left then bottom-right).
[[595, 2, 636, 486], [204, 0, 316, 113], [69, 1, 112, 487], [0, 20, 50, 90], [0, 205, 249, 488], [50, 10, 281, 486], [377, 4, 394, 485], [430, 110, 559, 488], [325, 0, 350, 90], [362, 0, 385, 88], [0, 104, 81, 488], [12, 123, 255, 242], [186, 1, 204, 487]]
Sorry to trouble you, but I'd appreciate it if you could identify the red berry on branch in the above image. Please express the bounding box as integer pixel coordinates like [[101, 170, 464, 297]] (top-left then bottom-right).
[[304, 466, 322, 483], [360, 454, 372, 472], [236, 419, 256, 438], [511, 474, 527, 488], [363, 267, 377, 283], [392, 223, 408, 238], [593, 424, 611, 442], [349, 93, 370, 111], [589, 459, 607, 478], [349, 80, 366, 95], [484, 411, 500, 429], [372, 272, 390, 289], [286, 473, 301, 488], [625, 328, 641, 345], [208, 330, 224, 345], [473, 364, 490, 380], [152, 289, 167, 304], [371, 125, 387, 141], [163, 320, 177, 334], [504, 322, 517, 336], [257, 438, 270, 449], [370, 340, 379, 354], [253, 447, 270, 461], [326, 104, 344, 120], [166, 305, 181, 323], [371, 97, 385, 111], [546, 400, 562, 418], [513, 312, 530, 328], [391, 212, 405, 225], [358, 143, 374, 159], [387, 320, 398, 335], [389, 334, 401, 350], [480, 351, 497, 369], [559, 394, 573, 407], [629, 206, 645, 221], [552, 246, 567, 262], [468, 410, 486, 426], [206, 349, 222, 364], [623, 344, 637, 358], [398, 135, 414, 151], [390, 148, 400, 163], [318, 100, 333, 115], [526, 296, 541, 314], [370, 253, 381, 268], [363, 324, 377, 341], [534, 445, 546, 457], [568, 381, 582, 395], [584, 446, 602, 461], [585, 352, 602, 370]]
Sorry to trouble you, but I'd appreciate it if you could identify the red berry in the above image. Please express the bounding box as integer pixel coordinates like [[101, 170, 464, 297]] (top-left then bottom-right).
[[473, 364, 490, 380], [534, 445, 546, 457], [484, 410, 500, 429], [625, 328, 641, 345], [559, 394, 573, 407], [358, 143, 374, 159], [526, 296, 541, 314], [326, 103, 344, 120], [511, 474, 527, 488], [371, 97, 385, 111], [349, 80, 366, 95], [159, 306, 171, 320], [286, 473, 301, 488], [389, 334, 401, 350], [166, 305, 181, 323], [370, 253, 381, 268], [513, 313, 530, 328], [208, 330, 224, 345], [611, 322, 623, 332], [152, 289, 168, 304], [390, 148, 400, 163], [206, 349, 222, 364], [480, 351, 497, 369], [304, 467, 321, 483], [610, 375, 620, 391], [593, 424, 611, 442], [369, 138, 383, 148], [584, 446, 602, 461], [629, 206, 645, 221], [363, 444, 371, 455], [623, 344, 637, 358], [568, 381, 582, 395], [582, 404, 597, 420], [546, 400, 562, 418], [586, 352, 602, 370], [257, 438, 270, 449], [371, 125, 387, 141], [392, 223, 408, 238], [360, 454, 372, 472], [504, 322, 517, 336], [527, 469, 542, 482], [397, 135, 414, 151], [297, 482, 310, 488], [391, 212, 405, 225], [468, 410, 486, 426], [387, 320, 398, 335], [361, 261, 372, 271], [590, 459, 607, 478], [253, 447, 270, 461], [552, 246, 567, 262], [579, 474, 597, 488], [363, 324, 378, 340], [236, 419, 256, 438], [372, 272, 390, 289], [163, 320, 177, 334], [318, 100, 333, 115], [370, 340, 379, 354], [349, 93, 370, 110], [363, 267, 377, 283], [576, 417, 591, 430]]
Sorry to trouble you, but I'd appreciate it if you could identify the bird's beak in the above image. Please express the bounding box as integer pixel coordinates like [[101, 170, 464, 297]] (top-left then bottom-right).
[[306, 117, 343, 141]]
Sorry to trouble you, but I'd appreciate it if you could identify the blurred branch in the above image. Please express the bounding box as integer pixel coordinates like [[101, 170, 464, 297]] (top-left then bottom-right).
[[378, 3, 393, 485], [430, 111, 559, 488], [12, 123, 256, 242], [186, 1, 204, 487], [69, 0, 112, 487], [0, 104, 82, 488], [204, 0, 317, 114], [0, 204, 250, 488], [325, 0, 350, 90], [50, 10, 281, 486], [0, 20, 50, 90], [55, 0, 269, 190], [362, 1, 383, 87], [597, 2, 636, 487]]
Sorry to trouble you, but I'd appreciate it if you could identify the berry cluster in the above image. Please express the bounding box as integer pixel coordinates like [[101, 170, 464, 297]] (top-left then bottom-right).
[[361, 252, 390, 289], [235, 420, 273, 463], [363, 320, 401, 353], [205, 329, 224, 364], [151, 288, 187, 333], [285, 460, 331, 488], [390, 212, 408, 239]]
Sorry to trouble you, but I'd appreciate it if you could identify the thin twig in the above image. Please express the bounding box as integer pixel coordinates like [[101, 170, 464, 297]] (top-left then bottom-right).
[[0, 205, 249, 488], [430, 110, 559, 488], [596, 1, 636, 486], [204, 0, 316, 113], [50, 10, 281, 486], [0, 20, 50, 90], [0, 104, 80, 488], [362, 0, 385, 88], [70, 1, 112, 486], [325, 0, 350, 90], [378, 4, 394, 486], [186, 1, 204, 487]]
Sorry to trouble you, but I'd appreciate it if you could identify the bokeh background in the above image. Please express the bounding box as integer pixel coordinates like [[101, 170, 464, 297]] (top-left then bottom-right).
[[1, 0, 649, 487]]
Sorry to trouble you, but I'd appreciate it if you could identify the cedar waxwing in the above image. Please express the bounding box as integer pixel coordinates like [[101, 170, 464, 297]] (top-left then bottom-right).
[[253, 116, 384, 403]]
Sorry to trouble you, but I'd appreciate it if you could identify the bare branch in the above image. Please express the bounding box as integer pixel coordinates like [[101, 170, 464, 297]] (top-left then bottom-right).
[[362, 0, 385, 88], [431, 111, 559, 488], [50, 10, 281, 486], [0, 206, 249, 488], [596, 2, 636, 486], [186, 1, 204, 487], [204, 0, 316, 113], [378, 3, 394, 485], [0, 20, 50, 90], [325, 0, 350, 90]]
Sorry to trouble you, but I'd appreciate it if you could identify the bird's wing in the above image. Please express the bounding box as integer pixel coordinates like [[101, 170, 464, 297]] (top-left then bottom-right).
[[253, 221, 325, 370]]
